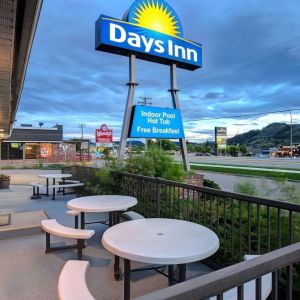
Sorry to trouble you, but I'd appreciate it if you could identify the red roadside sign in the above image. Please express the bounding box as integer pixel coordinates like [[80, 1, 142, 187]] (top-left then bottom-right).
[[96, 124, 113, 143]]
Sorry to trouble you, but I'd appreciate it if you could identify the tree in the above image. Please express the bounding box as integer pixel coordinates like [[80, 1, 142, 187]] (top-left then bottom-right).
[[124, 145, 186, 181], [226, 145, 239, 156], [194, 144, 205, 153], [156, 139, 178, 151], [239, 145, 247, 154]]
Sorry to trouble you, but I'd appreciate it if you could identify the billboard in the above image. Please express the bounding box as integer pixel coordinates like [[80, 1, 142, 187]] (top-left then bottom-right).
[[129, 106, 185, 139], [215, 127, 227, 149], [95, 0, 202, 71], [96, 124, 113, 143]]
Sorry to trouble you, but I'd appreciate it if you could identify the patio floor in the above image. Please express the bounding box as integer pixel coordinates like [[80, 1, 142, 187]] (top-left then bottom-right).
[[0, 185, 213, 300]]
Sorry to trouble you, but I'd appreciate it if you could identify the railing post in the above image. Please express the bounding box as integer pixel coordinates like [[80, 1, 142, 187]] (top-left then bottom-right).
[[155, 178, 161, 218]]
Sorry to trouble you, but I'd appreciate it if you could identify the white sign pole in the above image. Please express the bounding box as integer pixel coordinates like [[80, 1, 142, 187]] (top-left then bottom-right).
[[169, 63, 190, 171]]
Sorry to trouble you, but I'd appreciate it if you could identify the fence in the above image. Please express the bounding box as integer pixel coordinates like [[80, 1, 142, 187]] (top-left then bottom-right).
[[113, 171, 300, 298], [134, 242, 300, 300]]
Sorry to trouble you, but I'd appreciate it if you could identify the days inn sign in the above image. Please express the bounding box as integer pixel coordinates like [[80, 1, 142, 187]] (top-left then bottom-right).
[[95, 0, 202, 71]]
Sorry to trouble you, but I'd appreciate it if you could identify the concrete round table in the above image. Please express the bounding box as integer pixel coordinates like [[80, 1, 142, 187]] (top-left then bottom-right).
[[102, 218, 220, 300], [67, 195, 138, 228], [38, 173, 72, 196]]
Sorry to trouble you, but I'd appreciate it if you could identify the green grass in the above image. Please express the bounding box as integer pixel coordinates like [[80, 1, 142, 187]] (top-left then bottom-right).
[[191, 162, 300, 172], [191, 165, 300, 181]]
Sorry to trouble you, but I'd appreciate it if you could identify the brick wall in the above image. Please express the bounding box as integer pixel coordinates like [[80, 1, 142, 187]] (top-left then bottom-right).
[[186, 174, 204, 187]]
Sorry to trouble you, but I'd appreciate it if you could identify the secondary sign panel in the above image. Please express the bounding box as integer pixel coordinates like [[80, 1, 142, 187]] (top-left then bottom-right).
[[130, 106, 185, 139]]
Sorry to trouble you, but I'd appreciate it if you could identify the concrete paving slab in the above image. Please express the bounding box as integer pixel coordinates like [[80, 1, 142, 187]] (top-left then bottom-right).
[[0, 211, 48, 240], [0, 180, 214, 300]]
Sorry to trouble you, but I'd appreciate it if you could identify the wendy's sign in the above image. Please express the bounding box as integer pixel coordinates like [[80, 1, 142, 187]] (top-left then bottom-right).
[[96, 124, 113, 143]]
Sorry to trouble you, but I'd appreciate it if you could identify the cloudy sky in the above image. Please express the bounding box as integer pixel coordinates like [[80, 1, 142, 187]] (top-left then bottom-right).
[[17, 0, 300, 142]]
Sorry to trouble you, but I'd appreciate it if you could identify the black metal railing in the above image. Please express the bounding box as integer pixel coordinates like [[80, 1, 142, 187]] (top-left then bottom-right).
[[134, 242, 300, 300], [113, 171, 300, 297]]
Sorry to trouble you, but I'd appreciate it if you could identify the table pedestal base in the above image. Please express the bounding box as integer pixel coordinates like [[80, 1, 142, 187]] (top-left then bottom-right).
[[122, 260, 187, 300]]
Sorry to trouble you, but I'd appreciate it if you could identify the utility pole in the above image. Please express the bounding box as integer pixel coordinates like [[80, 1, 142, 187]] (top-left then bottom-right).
[[138, 96, 152, 152], [283, 107, 293, 158], [288, 109, 293, 158], [79, 123, 86, 140], [78, 123, 86, 161], [138, 96, 152, 106]]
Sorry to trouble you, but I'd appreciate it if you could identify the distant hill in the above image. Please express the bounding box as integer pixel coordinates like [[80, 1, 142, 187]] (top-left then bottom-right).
[[227, 123, 300, 147], [113, 140, 145, 147]]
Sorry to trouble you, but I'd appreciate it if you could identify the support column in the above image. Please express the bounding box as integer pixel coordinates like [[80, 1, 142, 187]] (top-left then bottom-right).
[[118, 54, 138, 163], [168, 63, 190, 171]]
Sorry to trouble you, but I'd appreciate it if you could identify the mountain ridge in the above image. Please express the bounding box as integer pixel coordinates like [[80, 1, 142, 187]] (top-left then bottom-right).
[[227, 123, 300, 147]]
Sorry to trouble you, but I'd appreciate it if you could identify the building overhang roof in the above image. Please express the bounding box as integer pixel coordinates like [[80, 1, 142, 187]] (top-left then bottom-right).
[[0, 0, 43, 139]]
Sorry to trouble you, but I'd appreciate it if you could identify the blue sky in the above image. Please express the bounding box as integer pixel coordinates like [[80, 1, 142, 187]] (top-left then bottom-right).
[[18, 0, 300, 142]]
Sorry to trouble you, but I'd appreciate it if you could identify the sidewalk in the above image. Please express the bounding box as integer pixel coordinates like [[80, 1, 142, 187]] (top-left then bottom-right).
[[0, 184, 211, 300], [0, 169, 61, 185]]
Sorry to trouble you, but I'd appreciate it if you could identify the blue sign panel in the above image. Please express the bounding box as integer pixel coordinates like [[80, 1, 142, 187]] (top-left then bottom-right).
[[130, 106, 185, 139], [95, 16, 202, 71]]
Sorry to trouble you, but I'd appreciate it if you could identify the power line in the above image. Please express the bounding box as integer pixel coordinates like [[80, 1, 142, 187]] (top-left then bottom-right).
[[78, 123, 86, 140], [180, 35, 300, 88], [195, 108, 300, 121], [138, 96, 152, 106]]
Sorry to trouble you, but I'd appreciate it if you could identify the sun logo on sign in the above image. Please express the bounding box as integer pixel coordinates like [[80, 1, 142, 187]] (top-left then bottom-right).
[[125, 0, 183, 38]]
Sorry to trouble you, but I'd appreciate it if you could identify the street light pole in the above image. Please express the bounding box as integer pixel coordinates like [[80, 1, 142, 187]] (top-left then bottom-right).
[[283, 108, 293, 158], [289, 109, 293, 158], [78, 123, 86, 162]]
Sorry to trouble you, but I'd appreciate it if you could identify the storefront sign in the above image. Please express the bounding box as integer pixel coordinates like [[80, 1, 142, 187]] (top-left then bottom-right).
[[130, 106, 185, 139], [40, 145, 50, 158], [81, 142, 89, 150], [215, 127, 227, 149], [95, 0, 202, 71], [96, 124, 113, 143]]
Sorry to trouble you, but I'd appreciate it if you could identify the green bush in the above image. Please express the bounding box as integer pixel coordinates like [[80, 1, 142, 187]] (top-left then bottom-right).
[[124, 145, 186, 181], [203, 179, 221, 189], [83, 168, 118, 195], [1, 165, 16, 170], [41, 164, 63, 170], [234, 181, 258, 196]]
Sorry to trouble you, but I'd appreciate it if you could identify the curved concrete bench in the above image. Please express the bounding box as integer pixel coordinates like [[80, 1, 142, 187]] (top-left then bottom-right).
[[210, 255, 272, 300], [66, 210, 80, 229], [30, 182, 47, 199], [121, 211, 145, 221], [66, 210, 80, 217], [49, 183, 84, 200], [57, 180, 80, 184], [41, 219, 94, 259], [58, 260, 95, 300]]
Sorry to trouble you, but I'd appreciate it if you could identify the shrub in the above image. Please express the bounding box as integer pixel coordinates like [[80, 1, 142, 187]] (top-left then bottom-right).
[[83, 168, 118, 195], [234, 181, 258, 196], [203, 179, 221, 189], [124, 145, 186, 181], [42, 164, 63, 170], [1, 165, 16, 170]]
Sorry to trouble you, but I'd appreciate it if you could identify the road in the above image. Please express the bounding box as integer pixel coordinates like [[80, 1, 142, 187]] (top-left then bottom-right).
[[175, 155, 300, 170], [199, 171, 300, 202]]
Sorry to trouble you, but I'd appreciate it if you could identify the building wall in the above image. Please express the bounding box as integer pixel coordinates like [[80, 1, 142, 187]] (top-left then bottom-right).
[[0, 143, 77, 166]]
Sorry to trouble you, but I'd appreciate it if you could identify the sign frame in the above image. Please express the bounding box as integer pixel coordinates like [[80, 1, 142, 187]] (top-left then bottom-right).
[[129, 105, 185, 139], [95, 124, 113, 144]]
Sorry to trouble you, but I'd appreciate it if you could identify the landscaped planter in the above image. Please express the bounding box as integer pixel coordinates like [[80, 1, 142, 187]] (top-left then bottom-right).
[[0, 175, 10, 189]]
